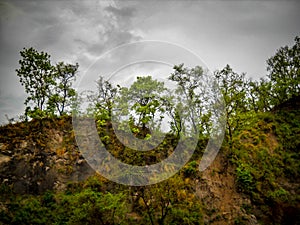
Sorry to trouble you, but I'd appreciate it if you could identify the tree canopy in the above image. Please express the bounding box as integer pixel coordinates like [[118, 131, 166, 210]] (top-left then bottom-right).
[[267, 36, 300, 106], [16, 47, 78, 118]]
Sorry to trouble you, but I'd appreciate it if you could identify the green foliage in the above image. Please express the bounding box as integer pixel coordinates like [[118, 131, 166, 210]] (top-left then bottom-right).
[[169, 204, 203, 225], [66, 188, 127, 225], [133, 174, 202, 225], [0, 173, 204, 225], [169, 64, 212, 135], [87, 75, 117, 120], [42, 190, 56, 207], [231, 110, 299, 207], [182, 160, 199, 178], [244, 36, 300, 113], [10, 197, 50, 225], [16, 47, 55, 115], [25, 107, 49, 120], [267, 36, 300, 106], [236, 165, 254, 193], [16, 47, 78, 119], [248, 78, 272, 112], [48, 62, 78, 116], [118, 76, 166, 130], [267, 187, 289, 202], [1, 187, 127, 225], [214, 65, 248, 145]]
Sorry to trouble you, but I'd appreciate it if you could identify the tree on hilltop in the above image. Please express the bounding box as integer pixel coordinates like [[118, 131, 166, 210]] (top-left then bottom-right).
[[16, 47, 78, 118]]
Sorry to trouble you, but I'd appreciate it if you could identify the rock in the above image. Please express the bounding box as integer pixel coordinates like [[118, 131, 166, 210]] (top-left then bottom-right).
[[19, 141, 27, 148], [0, 154, 10, 165], [77, 159, 84, 165], [55, 158, 65, 165], [0, 143, 5, 150], [63, 152, 69, 159]]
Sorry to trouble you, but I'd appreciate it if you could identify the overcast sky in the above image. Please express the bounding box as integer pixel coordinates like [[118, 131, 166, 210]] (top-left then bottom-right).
[[0, 0, 299, 124]]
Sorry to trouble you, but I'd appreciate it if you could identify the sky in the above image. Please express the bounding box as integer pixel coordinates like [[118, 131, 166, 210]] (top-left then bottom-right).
[[0, 0, 299, 124]]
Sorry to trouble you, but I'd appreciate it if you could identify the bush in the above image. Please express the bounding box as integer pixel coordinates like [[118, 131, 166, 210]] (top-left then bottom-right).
[[236, 165, 254, 193], [183, 161, 198, 177]]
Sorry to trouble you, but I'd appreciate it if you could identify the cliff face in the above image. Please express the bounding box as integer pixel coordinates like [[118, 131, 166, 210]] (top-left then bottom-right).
[[0, 117, 94, 194]]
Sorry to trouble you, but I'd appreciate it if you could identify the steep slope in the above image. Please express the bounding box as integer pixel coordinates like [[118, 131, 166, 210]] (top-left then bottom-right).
[[0, 97, 299, 224], [196, 96, 300, 225], [0, 116, 95, 194]]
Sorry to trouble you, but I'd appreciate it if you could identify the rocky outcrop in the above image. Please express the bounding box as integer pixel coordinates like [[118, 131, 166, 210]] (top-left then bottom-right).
[[0, 117, 95, 195]]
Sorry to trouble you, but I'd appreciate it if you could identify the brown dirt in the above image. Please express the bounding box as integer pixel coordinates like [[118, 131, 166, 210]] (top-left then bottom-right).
[[196, 151, 258, 225]]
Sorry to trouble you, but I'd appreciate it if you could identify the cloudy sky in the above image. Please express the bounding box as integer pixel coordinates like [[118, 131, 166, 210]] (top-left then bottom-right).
[[0, 0, 299, 124]]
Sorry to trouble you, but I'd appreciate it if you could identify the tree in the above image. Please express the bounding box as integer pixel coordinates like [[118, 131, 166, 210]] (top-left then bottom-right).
[[169, 64, 212, 135], [88, 76, 117, 119], [16, 47, 78, 118], [248, 78, 272, 112], [214, 65, 248, 145], [67, 189, 127, 225], [133, 174, 202, 225], [118, 76, 166, 131], [47, 62, 78, 116], [16, 47, 55, 116], [267, 36, 300, 106], [163, 94, 183, 136], [244, 36, 300, 113]]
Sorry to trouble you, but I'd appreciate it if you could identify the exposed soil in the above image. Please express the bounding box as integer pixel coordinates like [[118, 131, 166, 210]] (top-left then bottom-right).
[[197, 151, 258, 225]]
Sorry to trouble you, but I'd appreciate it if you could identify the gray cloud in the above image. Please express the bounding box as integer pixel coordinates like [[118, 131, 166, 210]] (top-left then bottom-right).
[[0, 0, 141, 123], [124, 1, 300, 77], [105, 5, 135, 20], [83, 5, 141, 56]]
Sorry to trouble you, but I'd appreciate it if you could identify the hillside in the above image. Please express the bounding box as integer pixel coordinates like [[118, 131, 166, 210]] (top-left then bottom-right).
[[198, 95, 300, 224], [0, 97, 299, 224]]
